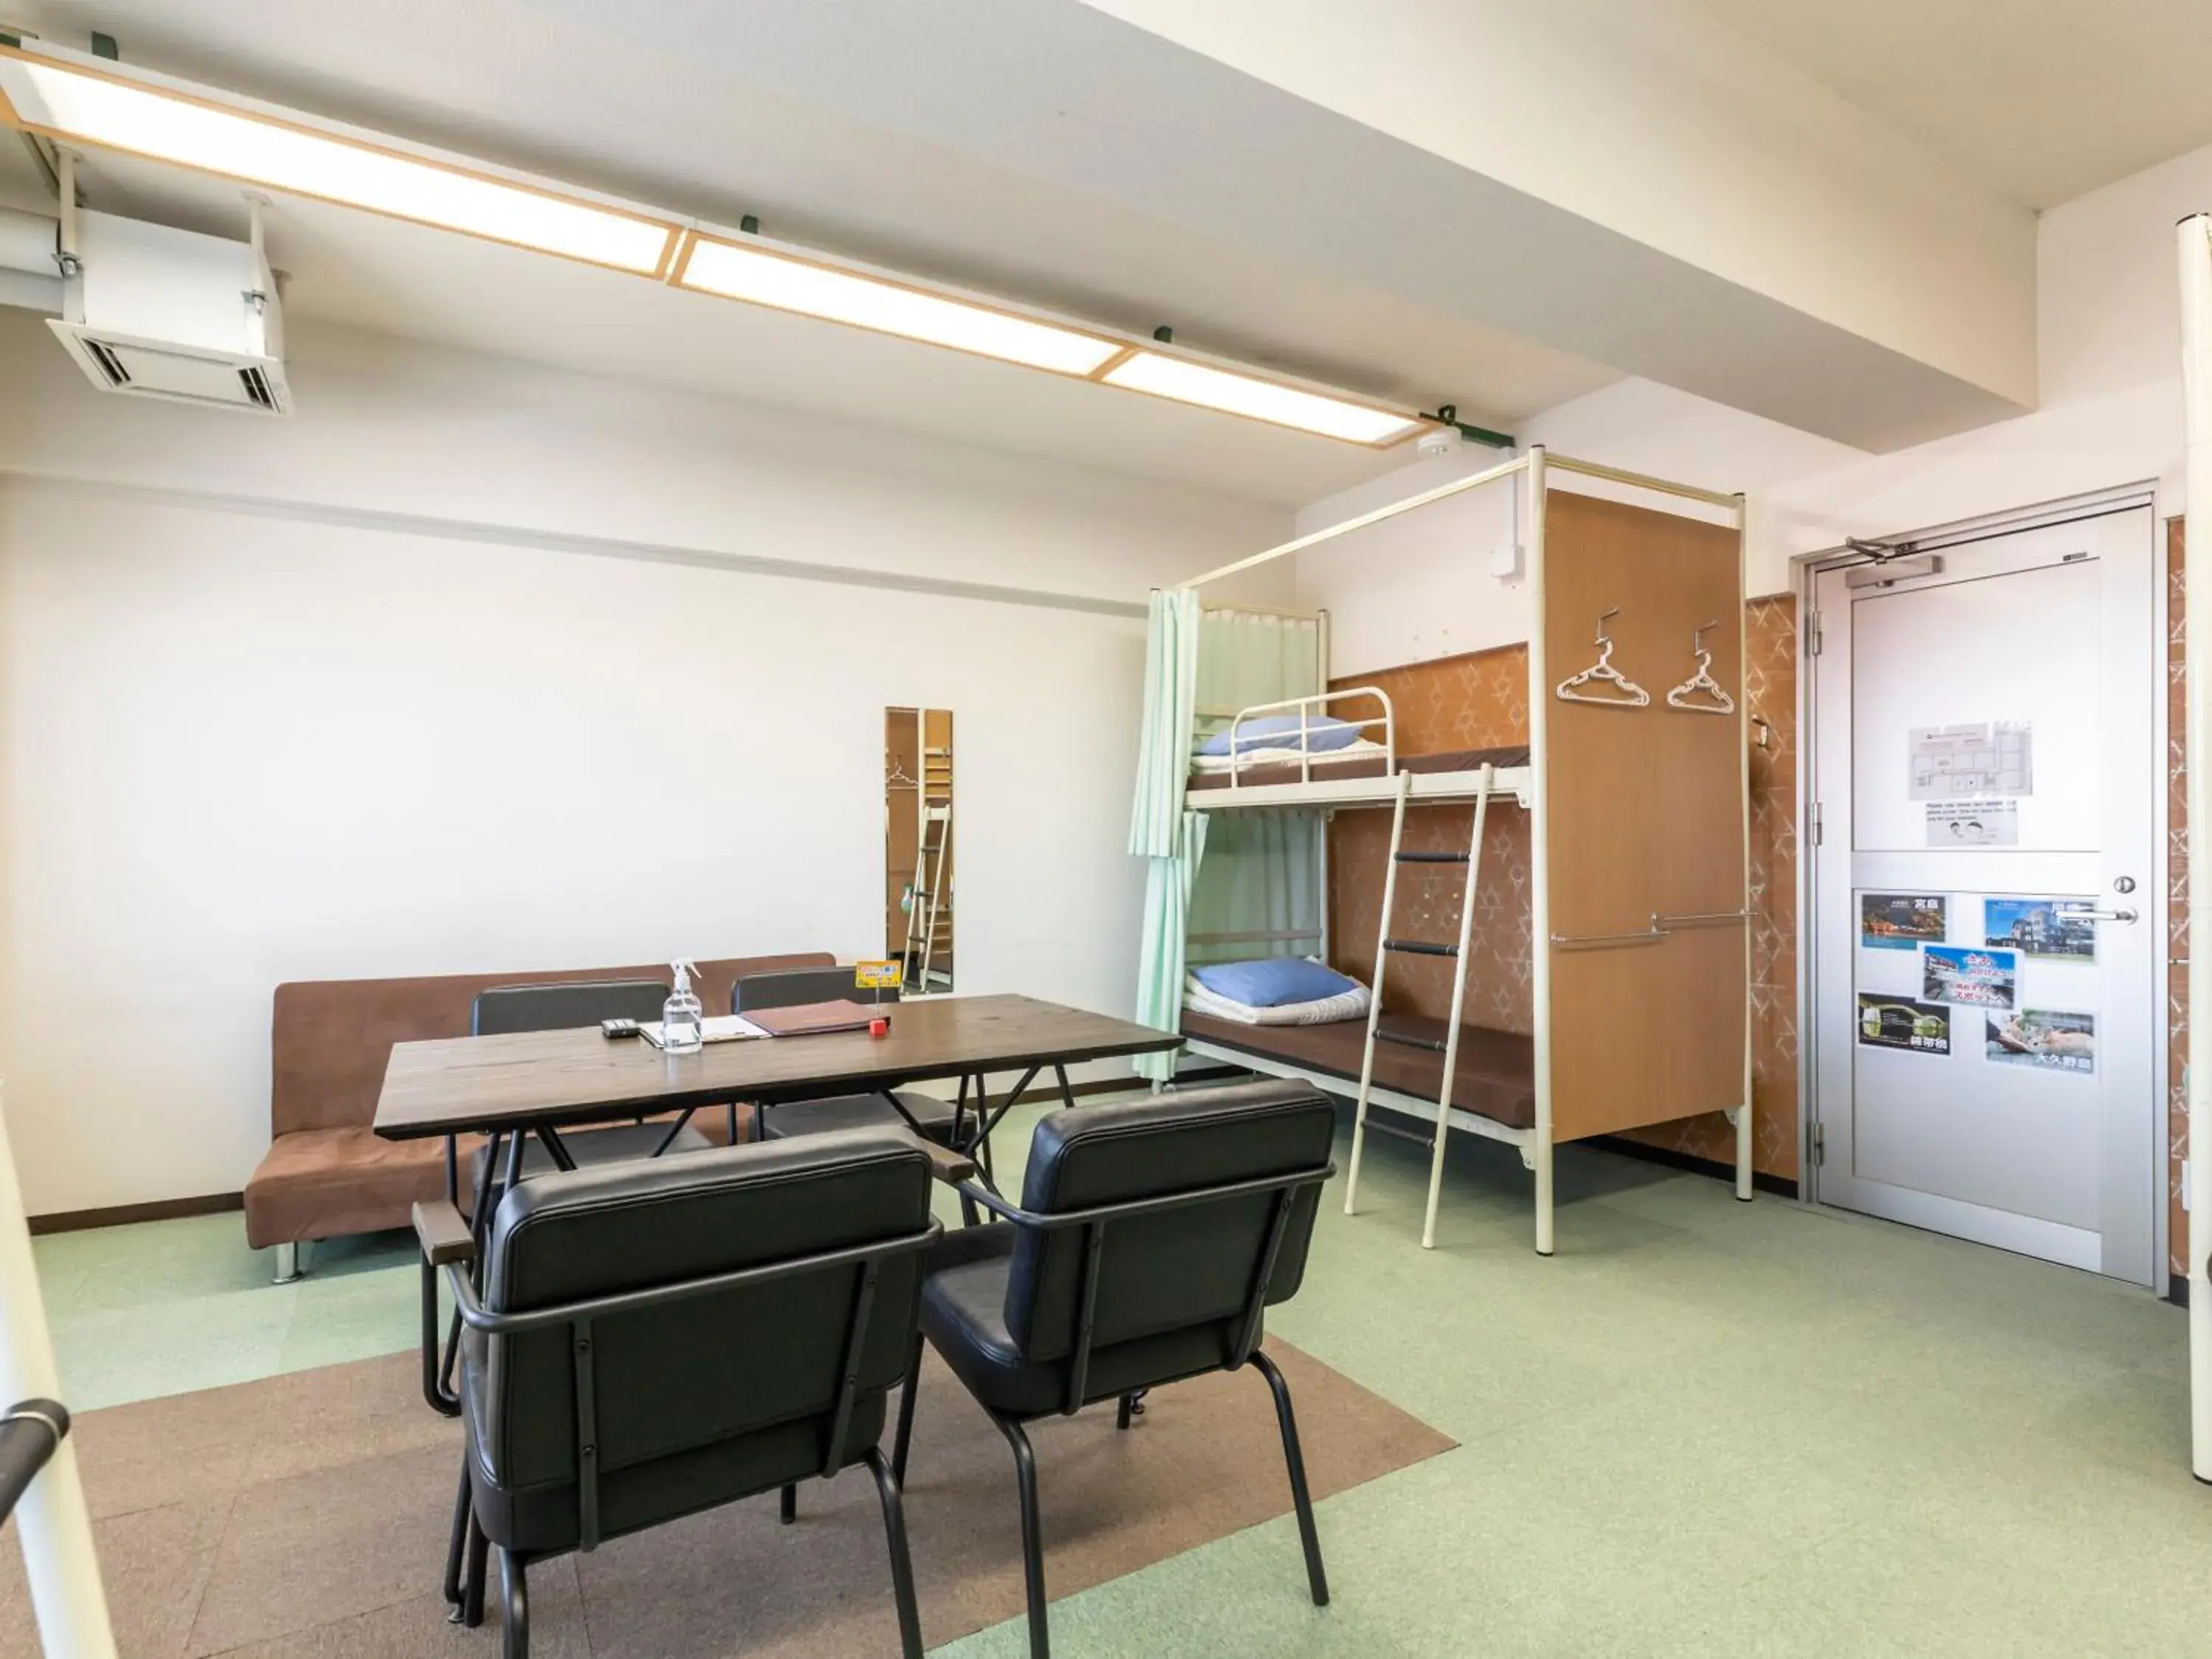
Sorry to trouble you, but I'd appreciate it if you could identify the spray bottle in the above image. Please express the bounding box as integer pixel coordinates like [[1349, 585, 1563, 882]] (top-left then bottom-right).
[[662, 959, 704, 1054]]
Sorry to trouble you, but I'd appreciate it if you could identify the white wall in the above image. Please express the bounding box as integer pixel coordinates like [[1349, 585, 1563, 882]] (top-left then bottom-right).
[[1295, 136, 2212, 657], [0, 318, 1290, 1215], [1293, 448, 1523, 675]]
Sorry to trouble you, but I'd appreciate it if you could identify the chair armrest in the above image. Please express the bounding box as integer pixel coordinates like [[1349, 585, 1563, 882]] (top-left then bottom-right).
[[412, 1199, 476, 1267], [919, 1141, 978, 1186]]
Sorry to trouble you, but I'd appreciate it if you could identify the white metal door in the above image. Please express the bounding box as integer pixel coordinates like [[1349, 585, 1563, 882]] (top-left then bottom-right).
[[1808, 504, 2160, 1284]]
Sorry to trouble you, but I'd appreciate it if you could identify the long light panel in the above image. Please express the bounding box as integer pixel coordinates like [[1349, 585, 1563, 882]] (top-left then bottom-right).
[[1104, 350, 1422, 446], [676, 232, 1122, 377], [0, 41, 1439, 447], [0, 46, 679, 276]]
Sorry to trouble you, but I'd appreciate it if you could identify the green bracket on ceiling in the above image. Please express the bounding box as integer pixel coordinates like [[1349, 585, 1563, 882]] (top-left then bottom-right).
[[89, 31, 118, 59], [1426, 403, 1515, 451]]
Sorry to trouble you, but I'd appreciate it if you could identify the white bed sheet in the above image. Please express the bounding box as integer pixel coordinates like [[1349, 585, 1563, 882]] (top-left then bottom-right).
[[1188, 737, 1385, 776]]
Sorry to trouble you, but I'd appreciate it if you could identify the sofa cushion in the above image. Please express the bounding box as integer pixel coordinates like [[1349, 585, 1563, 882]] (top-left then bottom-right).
[[243, 1127, 465, 1250]]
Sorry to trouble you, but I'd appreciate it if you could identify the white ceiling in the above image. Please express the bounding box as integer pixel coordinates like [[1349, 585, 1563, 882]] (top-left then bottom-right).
[[1686, 0, 2212, 209], [0, 0, 1624, 505], [10, 0, 2206, 498]]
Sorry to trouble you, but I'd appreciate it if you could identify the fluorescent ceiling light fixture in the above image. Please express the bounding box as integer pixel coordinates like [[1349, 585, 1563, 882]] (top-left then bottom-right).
[[0, 47, 678, 275], [676, 234, 1122, 376], [1103, 349, 1422, 446]]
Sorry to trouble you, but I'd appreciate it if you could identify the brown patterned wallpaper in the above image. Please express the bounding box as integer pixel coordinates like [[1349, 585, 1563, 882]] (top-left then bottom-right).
[[1326, 599, 1801, 1183], [1328, 647, 1534, 1039]]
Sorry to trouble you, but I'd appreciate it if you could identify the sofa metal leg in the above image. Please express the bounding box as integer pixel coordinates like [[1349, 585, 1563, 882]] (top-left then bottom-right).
[[273, 1242, 301, 1284], [1116, 1393, 1135, 1431], [864, 1449, 925, 1659], [1250, 1349, 1329, 1608], [442, 1461, 471, 1611], [460, 1510, 490, 1629], [497, 1548, 529, 1659], [892, 1328, 925, 1485], [779, 1484, 797, 1525], [989, 1413, 1051, 1659]]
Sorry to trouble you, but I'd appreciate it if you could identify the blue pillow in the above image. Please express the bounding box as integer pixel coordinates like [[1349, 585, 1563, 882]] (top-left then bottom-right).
[[1192, 957, 1360, 1008], [1194, 714, 1363, 757]]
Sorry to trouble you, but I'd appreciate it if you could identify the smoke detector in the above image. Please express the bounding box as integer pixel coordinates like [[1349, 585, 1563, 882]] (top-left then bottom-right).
[[48, 207, 289, 414]]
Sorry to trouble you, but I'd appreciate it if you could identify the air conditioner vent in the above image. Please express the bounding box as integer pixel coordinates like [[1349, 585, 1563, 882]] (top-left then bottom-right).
[[238, 364, 279, 411], [46, 209, 291, 416], [80, 337, 128, 388]]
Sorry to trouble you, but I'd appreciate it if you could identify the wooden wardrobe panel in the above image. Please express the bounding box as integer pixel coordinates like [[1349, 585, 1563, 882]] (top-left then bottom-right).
[[1542, 489, 1747, 1140]]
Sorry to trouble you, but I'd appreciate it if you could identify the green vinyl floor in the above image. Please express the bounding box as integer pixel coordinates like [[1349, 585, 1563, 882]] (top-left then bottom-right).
[[30, 1105, 2211, 1658]]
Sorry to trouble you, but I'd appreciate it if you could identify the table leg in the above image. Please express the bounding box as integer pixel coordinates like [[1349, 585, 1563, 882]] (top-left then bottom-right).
[[532, 1125, 577, 1172]]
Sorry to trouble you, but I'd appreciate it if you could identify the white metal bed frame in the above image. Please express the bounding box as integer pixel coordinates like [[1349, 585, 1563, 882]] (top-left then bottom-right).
[[1170, 445, 1753, 1255]]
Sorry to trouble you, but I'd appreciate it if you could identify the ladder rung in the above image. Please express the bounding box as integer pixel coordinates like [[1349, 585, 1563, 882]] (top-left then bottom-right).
[[1375, 1027, 1449, 1054], [1393, 851, 1470, 863], [1382, 939, 1458, 958], [1365, 1117, 1436, 1151]]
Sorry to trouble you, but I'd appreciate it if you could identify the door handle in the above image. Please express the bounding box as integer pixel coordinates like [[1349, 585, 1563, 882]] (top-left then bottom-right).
[[2075, 908, 2138, 923]]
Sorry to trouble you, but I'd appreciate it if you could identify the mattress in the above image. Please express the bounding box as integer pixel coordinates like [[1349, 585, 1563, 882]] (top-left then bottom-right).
[[1180, 1009, 1537, 1130], [1186, 742, 1531, 793]]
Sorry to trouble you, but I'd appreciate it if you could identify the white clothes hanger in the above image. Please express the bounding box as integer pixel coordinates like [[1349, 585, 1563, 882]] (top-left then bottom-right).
[[1664, 621, 1736, 715], [1554, 608, 1651, 708]]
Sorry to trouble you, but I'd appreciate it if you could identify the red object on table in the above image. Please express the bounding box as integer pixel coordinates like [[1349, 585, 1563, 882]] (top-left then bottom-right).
[[869, 1016, 890, 1038]]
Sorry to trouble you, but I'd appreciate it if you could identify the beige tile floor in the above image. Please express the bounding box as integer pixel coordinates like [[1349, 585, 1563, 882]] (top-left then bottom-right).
[[32, 1105, 2210, 1658]]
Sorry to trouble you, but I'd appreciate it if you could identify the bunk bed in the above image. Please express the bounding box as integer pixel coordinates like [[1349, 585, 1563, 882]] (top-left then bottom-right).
[[1129, 447, 1754, 1256]]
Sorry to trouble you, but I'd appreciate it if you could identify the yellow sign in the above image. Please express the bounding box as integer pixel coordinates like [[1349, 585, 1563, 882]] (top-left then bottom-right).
[[853, 960, 902, 990]]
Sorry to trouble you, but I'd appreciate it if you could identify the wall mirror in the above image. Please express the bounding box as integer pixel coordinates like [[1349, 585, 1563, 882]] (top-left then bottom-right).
[[885, 708, 954, 992]]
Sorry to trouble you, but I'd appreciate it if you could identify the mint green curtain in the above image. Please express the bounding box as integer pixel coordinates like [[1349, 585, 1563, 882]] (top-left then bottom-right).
[[1130, 590, 1201, 1078], [1193, 608, 1323, 742], [1128, 588, 1200, 859], [1133, 810, 1207, 1082], [1186, 812, 1326, 964], [1128, 598, 1329, 1082]]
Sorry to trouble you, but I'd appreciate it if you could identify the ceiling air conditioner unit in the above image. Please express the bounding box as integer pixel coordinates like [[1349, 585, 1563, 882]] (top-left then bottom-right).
[[49, 209, 289, 414]]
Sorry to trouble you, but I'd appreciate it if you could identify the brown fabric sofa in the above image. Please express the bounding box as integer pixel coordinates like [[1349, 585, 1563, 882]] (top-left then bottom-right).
[[243, 952, 835, 1257]]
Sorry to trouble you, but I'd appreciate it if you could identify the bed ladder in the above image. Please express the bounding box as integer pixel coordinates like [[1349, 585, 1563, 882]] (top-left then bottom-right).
[[1343, 762, 1495, 1250], [903, 799, 953, 990]]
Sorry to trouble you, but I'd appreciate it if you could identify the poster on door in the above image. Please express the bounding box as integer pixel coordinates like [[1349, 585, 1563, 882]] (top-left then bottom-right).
[[1857, 994, 1952, 1055], [1861, 893, 1947, 951], [1926, 800, 2019, 847], [1985, 1009, 2096, 1074], [1908, 720, 2033, 799], [1921, 944, 2018, 1008], [1983, 897, 2096, 962]]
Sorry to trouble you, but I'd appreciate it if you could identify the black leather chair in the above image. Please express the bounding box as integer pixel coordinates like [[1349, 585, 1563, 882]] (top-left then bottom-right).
[[420, 981, 715, 1423], [466, 980, 714, 1199], [899, 1079, 1338, 1659], [732, 967, 960, 1147], [417, 1129, 942, 1658]]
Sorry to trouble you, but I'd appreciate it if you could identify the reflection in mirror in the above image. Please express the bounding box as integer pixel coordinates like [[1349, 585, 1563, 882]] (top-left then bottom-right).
[[886, 708, 953, 992]]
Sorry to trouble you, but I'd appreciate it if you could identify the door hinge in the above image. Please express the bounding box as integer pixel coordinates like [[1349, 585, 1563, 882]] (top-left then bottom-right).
[[1804, 611, 1823, 656], [1811, 801, 1823, 846], [1810, 1122, 1826, 1166]]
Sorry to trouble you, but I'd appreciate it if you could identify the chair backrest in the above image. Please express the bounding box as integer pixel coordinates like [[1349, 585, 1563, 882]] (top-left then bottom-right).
[[1003, 1079, 1336, 1368], [475, 1130, 935, 1550], [473, 978, 670, 1037], [732, 966, 895, 1015]]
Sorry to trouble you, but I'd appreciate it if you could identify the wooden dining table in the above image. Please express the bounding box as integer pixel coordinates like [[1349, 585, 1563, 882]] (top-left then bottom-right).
[[381, 992, 1182, 1417], [374, 990, 1182, 1158]]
